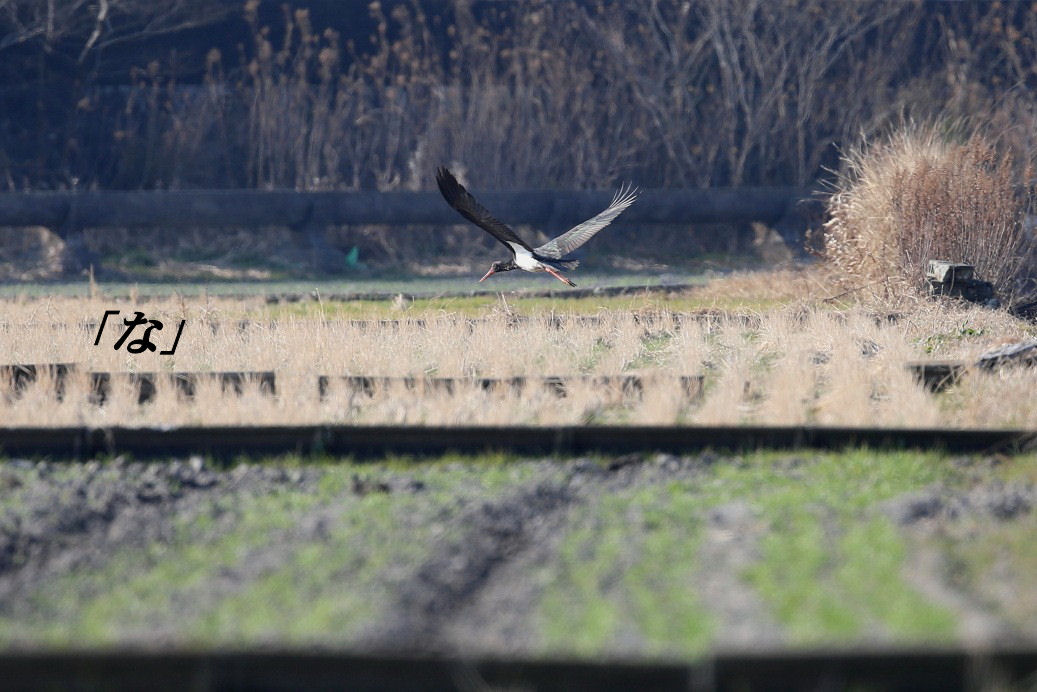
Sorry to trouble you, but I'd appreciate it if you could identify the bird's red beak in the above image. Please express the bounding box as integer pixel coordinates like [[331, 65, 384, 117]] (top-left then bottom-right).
[[478, 267, 496, 282]]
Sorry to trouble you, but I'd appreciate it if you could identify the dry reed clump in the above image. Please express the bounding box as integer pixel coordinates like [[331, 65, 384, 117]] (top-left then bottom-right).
[[1, 295, 1035, 428], [824, 127, 1029, 305], [78, 1, 925, 193]]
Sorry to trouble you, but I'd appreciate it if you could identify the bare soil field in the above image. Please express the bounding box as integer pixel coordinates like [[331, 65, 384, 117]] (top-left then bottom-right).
[[0, 450, 1032, 654]]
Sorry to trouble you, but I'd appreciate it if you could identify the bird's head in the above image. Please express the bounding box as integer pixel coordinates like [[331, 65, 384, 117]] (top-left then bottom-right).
[[479, 260, 512, 282]]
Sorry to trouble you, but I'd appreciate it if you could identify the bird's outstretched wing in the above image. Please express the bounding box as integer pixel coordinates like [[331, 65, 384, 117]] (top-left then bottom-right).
[[436, 167, 533, 252], [535, 184, 638, 259]]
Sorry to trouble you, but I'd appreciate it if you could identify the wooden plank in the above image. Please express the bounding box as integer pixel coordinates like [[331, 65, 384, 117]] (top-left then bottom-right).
[[0, 648, 1032, 692], [905, 361, 968, 392], [976, 340, 1037, 369], [0, 424, 1032, 460], [907, 348, 1037, 392], [317, 374, 704, 401], [86, 371, 277, 405], [4, 366, 703, 405]]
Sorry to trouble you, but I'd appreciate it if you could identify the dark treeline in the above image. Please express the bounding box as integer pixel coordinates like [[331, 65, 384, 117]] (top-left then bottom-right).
[[1, 0, 1036, 192]]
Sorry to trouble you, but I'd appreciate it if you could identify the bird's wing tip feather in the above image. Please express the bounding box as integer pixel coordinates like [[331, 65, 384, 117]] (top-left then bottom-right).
[[436, 166, 464, 202], [611, 182, 640, 207]]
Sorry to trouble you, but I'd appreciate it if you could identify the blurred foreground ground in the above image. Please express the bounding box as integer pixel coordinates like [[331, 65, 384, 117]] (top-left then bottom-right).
[[0, 451, 1032, 655]]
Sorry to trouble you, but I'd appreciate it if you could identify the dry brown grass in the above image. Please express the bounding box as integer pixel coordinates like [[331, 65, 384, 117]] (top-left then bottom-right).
[[687, 268, 840, 309], [824, 126, 1030, 306], [0, 227, 66, 281], [86, 1, 922, 192], [14, 2, 1037, 202], [1, 289, 1034, 428]]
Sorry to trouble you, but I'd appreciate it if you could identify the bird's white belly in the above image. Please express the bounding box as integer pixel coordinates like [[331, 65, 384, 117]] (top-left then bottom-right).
[[509, 243, 544, 272]]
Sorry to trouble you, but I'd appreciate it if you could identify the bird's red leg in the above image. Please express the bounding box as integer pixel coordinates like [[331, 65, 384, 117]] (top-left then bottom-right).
[[545, 266, 576, 287]]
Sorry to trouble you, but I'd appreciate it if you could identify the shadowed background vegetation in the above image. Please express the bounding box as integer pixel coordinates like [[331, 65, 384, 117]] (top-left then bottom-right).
[[3, 0, 1037, 295], [3, 0, 1037, 192]]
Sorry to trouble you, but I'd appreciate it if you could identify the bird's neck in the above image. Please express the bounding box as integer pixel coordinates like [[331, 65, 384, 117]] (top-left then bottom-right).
[[499, 260, 518, 272]]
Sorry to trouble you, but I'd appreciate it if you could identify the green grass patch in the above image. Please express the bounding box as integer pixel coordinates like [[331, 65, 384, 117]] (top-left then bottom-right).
[[0, 451, 1029, 652], [539, 484, 712, 657], [188, 489, 412, 645], [0, 272, 804, 319], [259, 293, 729, 320], [624, 331, 674, 371], [541, 449, 969, 654], [0, 273, 700, 300], [0, 456, 547, 648], [941, 519, 1037, 634], [929, 454, 1037, 635], [719, 450, 958, 644]]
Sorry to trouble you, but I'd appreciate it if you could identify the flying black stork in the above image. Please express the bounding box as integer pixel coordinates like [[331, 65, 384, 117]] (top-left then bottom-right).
[[435, 166, 638, 287]]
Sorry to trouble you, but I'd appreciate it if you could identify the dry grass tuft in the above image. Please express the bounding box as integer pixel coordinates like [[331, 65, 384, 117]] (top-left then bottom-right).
[[824, 126, 1029, 305], [0, 227, 66, 281]]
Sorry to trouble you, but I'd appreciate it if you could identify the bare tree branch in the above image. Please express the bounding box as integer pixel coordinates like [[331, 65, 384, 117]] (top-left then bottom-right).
[[78, 0, 107, 63]]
